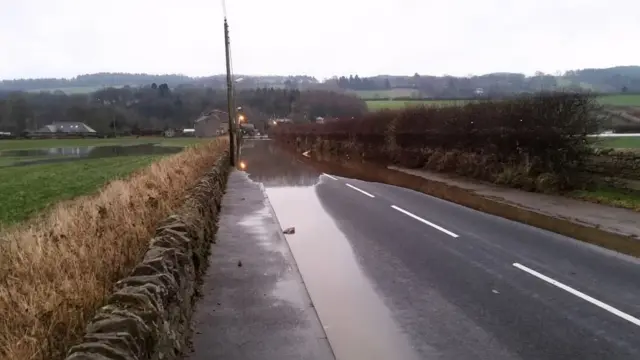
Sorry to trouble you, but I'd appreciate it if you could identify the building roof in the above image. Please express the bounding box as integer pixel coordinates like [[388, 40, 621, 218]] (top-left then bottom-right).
[[196, 113, 224, 123], [38, 122, 97, 133]]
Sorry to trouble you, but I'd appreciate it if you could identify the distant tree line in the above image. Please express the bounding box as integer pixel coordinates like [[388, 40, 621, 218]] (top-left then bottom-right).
[[3, 67, 640, 96], [332, 66, 640, 98], [0, 73, 321, 92], [0, 85, 367, 134]]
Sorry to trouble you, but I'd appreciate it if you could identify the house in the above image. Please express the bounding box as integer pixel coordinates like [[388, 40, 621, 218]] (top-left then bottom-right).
[[195, 112, 226, 137], [37, 122, 97, 134]]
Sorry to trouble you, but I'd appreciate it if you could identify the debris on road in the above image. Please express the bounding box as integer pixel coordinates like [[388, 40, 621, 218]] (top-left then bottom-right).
[[283, 227, 296, 234]]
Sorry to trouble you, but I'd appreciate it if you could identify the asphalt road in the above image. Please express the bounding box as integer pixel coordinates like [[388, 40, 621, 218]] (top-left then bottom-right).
[[240, 140, 640, 360]]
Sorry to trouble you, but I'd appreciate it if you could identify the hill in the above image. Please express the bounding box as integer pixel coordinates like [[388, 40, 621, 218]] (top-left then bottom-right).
[[2, 66, 640, 97], [0, 73, 320, 93]]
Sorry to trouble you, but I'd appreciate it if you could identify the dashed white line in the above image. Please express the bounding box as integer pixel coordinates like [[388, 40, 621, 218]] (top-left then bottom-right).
[[346, 183, 375, 198], [391, 205, 459, 238], [323, 173, 338, 180], [513, 263, 640, 327]]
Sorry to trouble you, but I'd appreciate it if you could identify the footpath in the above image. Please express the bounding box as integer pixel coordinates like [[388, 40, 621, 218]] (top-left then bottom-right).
[[392, 166, 640, 239], [187, 170, 334, 360]]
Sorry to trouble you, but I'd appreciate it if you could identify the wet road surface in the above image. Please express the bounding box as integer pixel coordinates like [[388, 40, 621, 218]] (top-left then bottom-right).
[[239, 139, 640, 360]]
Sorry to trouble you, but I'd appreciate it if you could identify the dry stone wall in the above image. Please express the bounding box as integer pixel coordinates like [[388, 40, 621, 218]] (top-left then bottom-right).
[[65, 153, 229, 360]]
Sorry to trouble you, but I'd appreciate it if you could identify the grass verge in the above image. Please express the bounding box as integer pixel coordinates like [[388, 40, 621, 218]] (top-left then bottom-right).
[[0, 138, 228, 360], [570, 187, 640, 212]]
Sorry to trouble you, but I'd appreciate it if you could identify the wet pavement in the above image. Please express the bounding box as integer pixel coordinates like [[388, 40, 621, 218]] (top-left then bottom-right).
[[188, 170, 334, 360], [233, 139, 640, 360], [0, 144, 182, 167]]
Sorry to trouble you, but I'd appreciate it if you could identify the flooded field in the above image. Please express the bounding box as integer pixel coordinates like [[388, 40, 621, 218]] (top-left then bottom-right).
[[0, 144, 182, 167]]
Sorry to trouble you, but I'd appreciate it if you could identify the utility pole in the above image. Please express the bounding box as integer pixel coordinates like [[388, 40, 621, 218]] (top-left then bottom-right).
[[223, 17, 236, 166]]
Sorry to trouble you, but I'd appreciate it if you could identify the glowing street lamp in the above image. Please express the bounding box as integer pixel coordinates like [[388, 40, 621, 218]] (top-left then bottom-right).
[[238, 114, 246, 122]]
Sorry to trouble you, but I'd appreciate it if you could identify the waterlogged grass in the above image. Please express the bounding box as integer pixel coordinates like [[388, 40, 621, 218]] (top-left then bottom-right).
[[0, 155, 161, 226], [0, 136, 208, 151], [571, 187, 640, 212]]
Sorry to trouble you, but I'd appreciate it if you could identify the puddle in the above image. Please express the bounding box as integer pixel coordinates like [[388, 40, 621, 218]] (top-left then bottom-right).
[[0, 144, 182, 167], [239, 141, 322, 187], [239, 140, 419, 360], [267, 187, 419, 360]]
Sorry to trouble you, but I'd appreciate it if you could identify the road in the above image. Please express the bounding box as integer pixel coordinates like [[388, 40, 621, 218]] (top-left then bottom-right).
[[239, 139, 640, 360]]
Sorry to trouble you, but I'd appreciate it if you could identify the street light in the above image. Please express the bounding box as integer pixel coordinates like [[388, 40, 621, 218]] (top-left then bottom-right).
[[238, 114, 246, 122]]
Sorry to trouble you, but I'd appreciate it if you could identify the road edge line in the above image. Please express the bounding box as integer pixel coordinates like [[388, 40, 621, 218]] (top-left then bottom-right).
[[513, 262, 640, 327]]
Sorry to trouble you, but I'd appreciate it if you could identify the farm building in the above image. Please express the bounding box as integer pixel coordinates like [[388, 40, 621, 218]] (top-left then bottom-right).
[[195, 112, 227, 137], [37, 122, 97, 134]]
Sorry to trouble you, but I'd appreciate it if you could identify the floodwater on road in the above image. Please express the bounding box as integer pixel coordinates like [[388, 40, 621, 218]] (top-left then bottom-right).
[[239, 140, 420, 360], [0, 144, 182, 167]]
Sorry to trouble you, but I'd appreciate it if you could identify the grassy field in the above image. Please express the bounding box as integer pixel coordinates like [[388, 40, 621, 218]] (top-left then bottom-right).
[[0, 155, 162, 226], [366, 99, 472, 110], [595, 136, 640, 149], [0, 136, 212, 226], [597, 94, 640, 107], [0, 136, 206, 151], [366, 94, 640, 111], [354, 88, 420, 99]]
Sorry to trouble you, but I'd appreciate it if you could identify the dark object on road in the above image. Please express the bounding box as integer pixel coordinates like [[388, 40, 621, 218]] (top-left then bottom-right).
[[237, 260, 243, 267], [283, 227, 295, 234]]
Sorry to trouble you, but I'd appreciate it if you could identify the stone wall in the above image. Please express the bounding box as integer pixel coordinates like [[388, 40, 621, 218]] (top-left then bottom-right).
[[65, 153, 230, 360]]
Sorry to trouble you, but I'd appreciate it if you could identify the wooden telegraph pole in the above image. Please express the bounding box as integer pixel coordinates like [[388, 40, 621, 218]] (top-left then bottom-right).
[[223, 17, 236, 166]]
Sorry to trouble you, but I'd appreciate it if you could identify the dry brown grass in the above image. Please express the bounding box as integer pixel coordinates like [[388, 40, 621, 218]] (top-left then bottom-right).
[[0, 138, 228, 360]]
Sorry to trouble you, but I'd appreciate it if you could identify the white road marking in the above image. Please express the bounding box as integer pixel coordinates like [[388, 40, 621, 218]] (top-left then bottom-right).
[[323, 173, 338, 180], [513, 263, 640, 327], [346, 183, 375, 198], [390, 205, 459, 238]]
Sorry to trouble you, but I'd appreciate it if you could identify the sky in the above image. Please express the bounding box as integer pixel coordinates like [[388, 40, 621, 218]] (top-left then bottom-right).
[[1, 0, 639, 80]]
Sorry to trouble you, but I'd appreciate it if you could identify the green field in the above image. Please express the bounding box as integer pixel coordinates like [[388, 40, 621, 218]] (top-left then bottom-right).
[[597, 94, 640, 107], [366, 99, 474, 110], [0, 137, 209, 226], [366, 94, 640, 111], [595, 136, 640, 149], [0, 136, 205, 151], [0, 155, 162, 226]]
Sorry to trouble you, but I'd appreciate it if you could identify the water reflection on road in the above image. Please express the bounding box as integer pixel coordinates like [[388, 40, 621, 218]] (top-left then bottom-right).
[[239, 140, 419, 360]]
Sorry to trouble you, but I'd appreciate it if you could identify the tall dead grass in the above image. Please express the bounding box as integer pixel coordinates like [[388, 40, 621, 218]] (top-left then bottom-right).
[[0, 138, 228, 360]]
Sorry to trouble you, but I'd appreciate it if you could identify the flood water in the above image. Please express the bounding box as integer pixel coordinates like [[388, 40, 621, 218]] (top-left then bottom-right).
[[239, 140, 420, 360], [0, 144, 183, 167]]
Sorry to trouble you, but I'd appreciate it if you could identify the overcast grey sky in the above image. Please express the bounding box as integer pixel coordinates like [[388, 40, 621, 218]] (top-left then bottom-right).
[[1, 0, 638, 80]]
